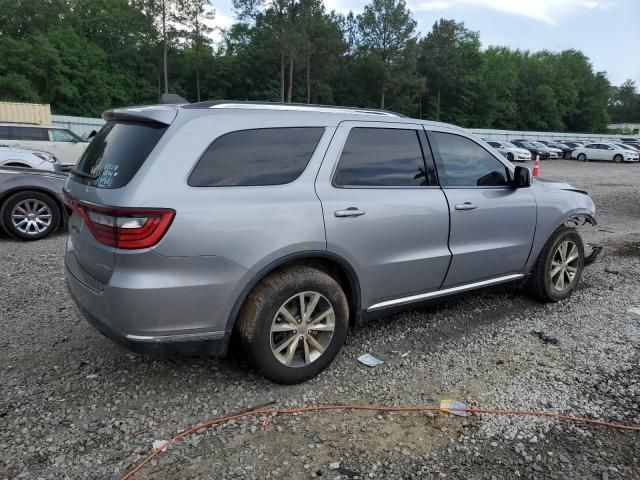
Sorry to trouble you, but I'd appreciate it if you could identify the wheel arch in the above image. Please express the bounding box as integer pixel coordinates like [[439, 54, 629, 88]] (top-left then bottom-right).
[[225, 251, 362, 335], [563, 213, 597, 227]]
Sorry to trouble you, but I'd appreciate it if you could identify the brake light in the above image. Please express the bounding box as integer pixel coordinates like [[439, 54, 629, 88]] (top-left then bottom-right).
[[64, 192, 174, 249]]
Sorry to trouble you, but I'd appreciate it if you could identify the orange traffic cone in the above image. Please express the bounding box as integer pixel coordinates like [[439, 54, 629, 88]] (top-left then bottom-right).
[[532, 156, 540, 177]]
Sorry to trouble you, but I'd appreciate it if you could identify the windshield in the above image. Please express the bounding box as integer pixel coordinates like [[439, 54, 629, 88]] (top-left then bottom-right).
[[502, 142, 517, 148], [531, 142, 547, 148]]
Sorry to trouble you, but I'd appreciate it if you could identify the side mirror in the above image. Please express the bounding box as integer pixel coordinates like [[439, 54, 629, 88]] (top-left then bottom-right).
[[512, 165, 531, 188]]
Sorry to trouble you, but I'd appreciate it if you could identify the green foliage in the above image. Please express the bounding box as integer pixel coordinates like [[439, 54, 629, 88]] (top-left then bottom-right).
[[0, 0, 622, 132], [609, 80, 640, 123], [356, 0, 419, 109]]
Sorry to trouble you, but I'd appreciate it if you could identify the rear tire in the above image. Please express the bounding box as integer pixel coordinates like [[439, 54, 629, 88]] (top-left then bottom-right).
[[237, 265, 349, 384], [613, 154, 623, 163], [563, 152, 571, 159], [528, 226, 584, 302], [1, 191, 60, 240], [577, 153, 587, 162]]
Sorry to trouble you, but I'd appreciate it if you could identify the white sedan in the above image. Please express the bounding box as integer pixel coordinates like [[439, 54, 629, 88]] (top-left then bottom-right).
[[486, 140, 532, 162], [0, 146, 63, 172], [572, 143, 640, 163]]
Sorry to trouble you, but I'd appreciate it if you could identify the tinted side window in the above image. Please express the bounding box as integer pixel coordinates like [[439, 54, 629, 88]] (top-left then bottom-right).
[[334, 128, 430, 187], [189, 127, 324, 187], [11, 127, 47, 141], [432, 132, 509, 187], [0, 126, 10, 140]]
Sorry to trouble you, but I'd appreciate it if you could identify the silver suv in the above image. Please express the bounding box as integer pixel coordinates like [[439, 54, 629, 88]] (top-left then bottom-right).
[[64, 102, 598, 384]]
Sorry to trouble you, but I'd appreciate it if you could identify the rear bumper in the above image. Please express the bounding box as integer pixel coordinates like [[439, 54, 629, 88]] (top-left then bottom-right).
[[67, 280, 228, 355], [65, 239, 249, 356]]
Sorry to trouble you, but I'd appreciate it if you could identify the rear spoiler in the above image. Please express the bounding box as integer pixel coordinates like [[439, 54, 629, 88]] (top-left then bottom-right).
[[102, 105, 178, 125]]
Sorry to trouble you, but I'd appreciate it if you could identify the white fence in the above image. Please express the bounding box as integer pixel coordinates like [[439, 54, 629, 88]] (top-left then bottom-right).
[[52, 114, 105, 138], [469, 128, 628, 143], [52, 114, 634, 143]]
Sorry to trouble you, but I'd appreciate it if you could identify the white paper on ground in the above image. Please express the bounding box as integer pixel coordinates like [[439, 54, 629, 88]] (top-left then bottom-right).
[[153, 440, 169, 452], [357, 353, 384, 367]]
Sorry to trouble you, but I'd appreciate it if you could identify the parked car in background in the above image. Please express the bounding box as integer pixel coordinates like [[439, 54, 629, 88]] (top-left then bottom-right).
[[539, 141, 574, 159], [0, 166, 68, 240], [529, 141, 562, 158], [0, 146, 62, 171], [562, 141, 585, 149], [64, 101, 599, 384], [619, 139, 640, 151], [486, 140, 532, 161], [614, 143, 640, 155], [572, 143, 640, 163], [0, 122, 88, 167], [511, 140, 551, 159]]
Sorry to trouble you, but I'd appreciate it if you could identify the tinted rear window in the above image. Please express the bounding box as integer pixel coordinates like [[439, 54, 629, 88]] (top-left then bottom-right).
[[188, 127, 324, 187], [74, 121, 167, 189]]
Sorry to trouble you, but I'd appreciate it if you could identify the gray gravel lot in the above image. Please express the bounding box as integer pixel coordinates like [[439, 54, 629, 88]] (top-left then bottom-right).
[[1, 160, 639, 479]]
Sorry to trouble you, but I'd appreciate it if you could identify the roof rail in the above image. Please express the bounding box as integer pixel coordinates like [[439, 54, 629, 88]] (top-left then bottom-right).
[[0, 121, 40, 126], [183, 100, 404, 117]]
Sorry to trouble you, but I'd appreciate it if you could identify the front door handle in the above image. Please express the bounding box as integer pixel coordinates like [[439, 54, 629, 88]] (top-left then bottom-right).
[[335, 207, 366, 218], [454, 202, 477, 211]]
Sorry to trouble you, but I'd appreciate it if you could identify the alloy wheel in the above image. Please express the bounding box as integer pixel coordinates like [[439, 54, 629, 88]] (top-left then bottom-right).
[[270, 291, 335, 367], [10, 199, 52, 236], [549, 240, 580, 292]]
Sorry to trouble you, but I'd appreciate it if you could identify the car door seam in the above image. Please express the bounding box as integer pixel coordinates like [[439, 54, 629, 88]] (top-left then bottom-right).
[[313, 125, 341, 250], [424, 128, 454, 290]]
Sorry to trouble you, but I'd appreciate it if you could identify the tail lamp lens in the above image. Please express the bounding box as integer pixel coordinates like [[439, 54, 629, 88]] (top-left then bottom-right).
[[64, 193, 174, 249]]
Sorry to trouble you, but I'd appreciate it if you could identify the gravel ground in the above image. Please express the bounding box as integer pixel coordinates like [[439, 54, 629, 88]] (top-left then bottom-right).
[[1, 160, 639, 480]]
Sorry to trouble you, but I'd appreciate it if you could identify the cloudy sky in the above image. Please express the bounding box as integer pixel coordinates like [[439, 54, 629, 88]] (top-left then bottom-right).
[[211, 0, 639, 87]]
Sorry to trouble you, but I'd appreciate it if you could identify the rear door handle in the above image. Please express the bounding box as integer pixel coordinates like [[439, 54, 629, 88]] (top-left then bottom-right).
[[454, 202, 477, 211], [335, 207, 366, 218]]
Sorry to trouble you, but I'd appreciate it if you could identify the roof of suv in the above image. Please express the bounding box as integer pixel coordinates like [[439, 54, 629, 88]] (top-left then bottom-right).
[[0, 122, 60, 128], [104, 101, 466, 132], [184, 100, 405, 117]]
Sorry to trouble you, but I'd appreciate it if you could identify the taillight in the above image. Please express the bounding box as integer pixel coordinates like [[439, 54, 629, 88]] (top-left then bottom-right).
[[64, 192, 174, 249]]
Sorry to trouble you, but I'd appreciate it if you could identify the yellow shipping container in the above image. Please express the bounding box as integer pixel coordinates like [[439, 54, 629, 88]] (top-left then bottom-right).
[[0, 101, 52, 125]]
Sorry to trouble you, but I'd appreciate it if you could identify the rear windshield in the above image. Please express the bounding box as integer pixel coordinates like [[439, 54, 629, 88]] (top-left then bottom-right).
[[73, 121, 167, 189]]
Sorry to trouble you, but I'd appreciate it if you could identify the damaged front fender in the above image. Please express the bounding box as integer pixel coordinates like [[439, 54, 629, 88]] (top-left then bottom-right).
[[563, 214, 602, 266]]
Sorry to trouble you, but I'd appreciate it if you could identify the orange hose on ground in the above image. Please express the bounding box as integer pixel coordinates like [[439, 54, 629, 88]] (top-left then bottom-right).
[[121, 403, 640, 480]]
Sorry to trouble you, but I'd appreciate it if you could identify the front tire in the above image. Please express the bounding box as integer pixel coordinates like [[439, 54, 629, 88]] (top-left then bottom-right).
[[1, 191, 60, 240], [613, 154, 623, 163], [237, 265, 349, 384], [529, 226, 584, 302], [507, 152, 514, 162]]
